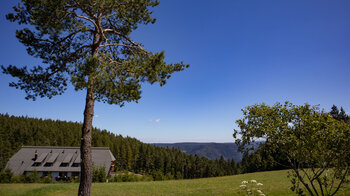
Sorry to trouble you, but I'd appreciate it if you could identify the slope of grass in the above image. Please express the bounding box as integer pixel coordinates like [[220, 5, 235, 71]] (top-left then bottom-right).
[[1, 170, 349, 196]]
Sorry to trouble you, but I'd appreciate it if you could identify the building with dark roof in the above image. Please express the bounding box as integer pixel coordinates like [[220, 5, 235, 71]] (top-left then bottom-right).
[[5, 146, 116, 180]]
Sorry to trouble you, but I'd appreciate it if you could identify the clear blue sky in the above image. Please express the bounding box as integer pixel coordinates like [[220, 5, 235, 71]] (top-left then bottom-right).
[[1, 0, 349, 143]]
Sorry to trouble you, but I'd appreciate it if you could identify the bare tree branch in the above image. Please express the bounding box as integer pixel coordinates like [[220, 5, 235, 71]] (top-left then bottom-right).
[[330, 168, 349, 196]]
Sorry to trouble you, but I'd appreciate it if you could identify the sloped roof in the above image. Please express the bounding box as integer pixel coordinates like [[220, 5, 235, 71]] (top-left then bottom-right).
[[5, 146, 116, 176]]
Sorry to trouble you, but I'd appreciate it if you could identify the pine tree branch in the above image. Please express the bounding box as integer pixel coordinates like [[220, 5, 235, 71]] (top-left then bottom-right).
[[103, 29, 147, 52], [99, 43, 141, 50], [66, 11, 98, 30]]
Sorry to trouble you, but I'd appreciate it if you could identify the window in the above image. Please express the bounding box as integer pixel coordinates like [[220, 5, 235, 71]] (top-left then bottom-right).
[[72, 172, 80, 177], [59, 172, 68, 177], [44, 163, 53, 167], [32, 162, 41, 167], [71, 163, 80, 167], [60, 163, 69, 167], [42, 171, 49, 177]]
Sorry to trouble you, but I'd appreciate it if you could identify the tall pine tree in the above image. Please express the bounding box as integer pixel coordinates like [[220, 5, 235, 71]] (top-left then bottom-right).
[[2, 1, 188, 195]]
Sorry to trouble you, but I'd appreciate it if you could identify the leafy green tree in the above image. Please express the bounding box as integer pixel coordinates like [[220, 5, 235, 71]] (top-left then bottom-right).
[[234, 102, 350, 196], [2, 0, 188, 195], [239, 142, 288, 173]]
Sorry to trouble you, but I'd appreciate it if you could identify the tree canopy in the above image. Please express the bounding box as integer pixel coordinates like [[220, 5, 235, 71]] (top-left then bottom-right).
[[234, 102, 350, 196], [2, 0, 188, 104]]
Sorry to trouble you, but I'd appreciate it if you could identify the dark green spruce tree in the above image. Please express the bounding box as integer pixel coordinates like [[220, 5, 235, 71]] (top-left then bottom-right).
[[2, 1, 188, 195], [330, 105, 340, 119], [330, 105, 349, 121]]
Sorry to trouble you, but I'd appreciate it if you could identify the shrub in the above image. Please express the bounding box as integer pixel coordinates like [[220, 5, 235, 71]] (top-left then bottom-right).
[[165, 173, 174, 180], [93, 166, 107, 182], [112, 172, 151, 182], [24, 170, 40, 183], [141, 174, 153, 182], [151, 170, 165, 181], [0, 168, 14, 183], [42, 176, 52, 183], [73, 177, 80, 183]]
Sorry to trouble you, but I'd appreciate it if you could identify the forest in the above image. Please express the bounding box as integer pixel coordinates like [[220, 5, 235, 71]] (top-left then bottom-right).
[[0, 114, 239, 181], [1, 104, 347, 183]]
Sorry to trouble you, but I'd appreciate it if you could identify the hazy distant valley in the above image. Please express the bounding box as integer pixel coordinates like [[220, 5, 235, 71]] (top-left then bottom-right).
[[153, 142, 243, 162]]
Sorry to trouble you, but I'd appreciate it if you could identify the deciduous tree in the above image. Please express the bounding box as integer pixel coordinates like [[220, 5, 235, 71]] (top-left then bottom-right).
[[2, 0, 188, 195], [234, 102, 350, 196]]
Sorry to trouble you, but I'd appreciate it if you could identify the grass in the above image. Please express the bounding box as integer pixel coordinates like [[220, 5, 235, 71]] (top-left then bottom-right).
[[0, 170, 349, 195]]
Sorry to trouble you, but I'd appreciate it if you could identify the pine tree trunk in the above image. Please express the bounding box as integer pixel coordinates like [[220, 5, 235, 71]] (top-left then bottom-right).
[[78, 24, 100, 196], [78, 82, 95, 196], [78, 93, 94, 194]]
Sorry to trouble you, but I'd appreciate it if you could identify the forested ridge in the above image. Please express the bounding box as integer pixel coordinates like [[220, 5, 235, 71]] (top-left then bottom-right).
[[0, 114, 239, 180], [153, 143, 243, 162]]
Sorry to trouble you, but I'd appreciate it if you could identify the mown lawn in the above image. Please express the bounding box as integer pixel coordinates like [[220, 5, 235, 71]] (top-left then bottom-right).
[[0, 170, 349, 196]]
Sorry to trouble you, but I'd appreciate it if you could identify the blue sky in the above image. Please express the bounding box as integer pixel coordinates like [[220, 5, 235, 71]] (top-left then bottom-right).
[[1, 0, 349, 143]]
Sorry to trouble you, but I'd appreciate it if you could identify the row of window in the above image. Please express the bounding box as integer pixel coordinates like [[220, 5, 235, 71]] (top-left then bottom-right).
[[42, 171, 80, 177], [31, 162, 80, 167], [23, 171, 80, 177]]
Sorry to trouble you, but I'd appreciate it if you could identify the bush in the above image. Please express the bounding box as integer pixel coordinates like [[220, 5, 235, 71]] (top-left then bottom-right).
[[12, 175, 25, 183], [165, 173, 174, 180], [112, 171, 172, 182], [141, 174, 153, 181], [151, 170, 165, 181], [73, 177, 80, 183], [112, 174, 122, 182], [0, 168, 14, 183], [93, 166, 106, 182], [112, 172, 151, 182], [24, 170, 40, 183], [42, 176, 52, 183], [175, 171, 183, 180]]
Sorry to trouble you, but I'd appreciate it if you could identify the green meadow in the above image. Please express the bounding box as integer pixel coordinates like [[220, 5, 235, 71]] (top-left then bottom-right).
[[1, 170, 349, 196]]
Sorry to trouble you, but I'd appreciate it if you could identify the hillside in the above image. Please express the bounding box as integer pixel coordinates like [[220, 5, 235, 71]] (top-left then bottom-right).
[[0, 114, 238, 179], [1, 170, 349, 195], [153, 143, 243, 162]]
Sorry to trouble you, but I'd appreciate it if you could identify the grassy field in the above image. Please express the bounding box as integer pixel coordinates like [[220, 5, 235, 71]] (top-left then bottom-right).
[[0, 170, 349, 196]]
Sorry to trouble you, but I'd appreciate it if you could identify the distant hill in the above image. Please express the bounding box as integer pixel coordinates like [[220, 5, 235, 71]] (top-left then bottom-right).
[[152, 142, 243, 162]]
